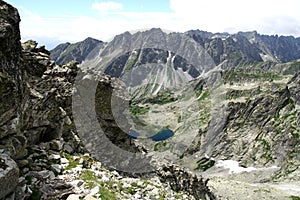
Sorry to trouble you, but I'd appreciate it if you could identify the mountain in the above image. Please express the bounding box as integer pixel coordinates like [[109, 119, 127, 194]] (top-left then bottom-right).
[[0, 1, 216, 200], [50, 37, 104, 65], [50, 28, 300, 199], [51, 29, 300, 99], [187, 29, 300, 64], [52, 29, 300, 70], [1, 0, 300, 199]]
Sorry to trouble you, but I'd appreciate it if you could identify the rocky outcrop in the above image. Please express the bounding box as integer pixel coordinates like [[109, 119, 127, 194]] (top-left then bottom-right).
[[0, 153, 19, 199], [188, 29, 300, 65], [0, 1, 215, 199], [50, 37, 104, 65], [0, 0, 22, 142], [185, 69, 300, 180], [157, 164, 216, 200]]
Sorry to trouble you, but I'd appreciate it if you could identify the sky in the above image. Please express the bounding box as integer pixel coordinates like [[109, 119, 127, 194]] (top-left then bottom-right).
[[5, 0, 300, 49]]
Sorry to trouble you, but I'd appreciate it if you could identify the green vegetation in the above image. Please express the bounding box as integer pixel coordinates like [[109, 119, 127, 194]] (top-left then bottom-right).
[[123, 52, 138, 74], [99, 187, 117, 200], [223, 68, 282, 83], [158, 195, 165, 200], [146, 90, 177, 105], [289, 196, 300, 200], [63, 153, 80, 170], [284, 60, 300, 75], [31, 189, 41, 200], [154, 141, 168, 151], [196, 90, 210, 101], [195, 158, 215, 171], [79, 169, 168, 199], [129, 105, 149, 116], [80, 170, 97, 182], [60, 43, 78, 57]]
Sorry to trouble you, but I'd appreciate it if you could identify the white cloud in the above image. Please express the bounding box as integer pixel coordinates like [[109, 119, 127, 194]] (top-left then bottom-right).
[[169, 0, 300, 35], [17, 0, 300, 49], [92, 1, 123, 12]]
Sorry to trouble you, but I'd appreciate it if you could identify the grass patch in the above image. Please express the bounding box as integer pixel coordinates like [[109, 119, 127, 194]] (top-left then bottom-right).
[[195, 157, 215, 171], [99, 187, 117, 200], [290, 196, 300, 200], [80, 170, 97, 182], [63, 153, 80, 170], [129, 105, 149, 116], [223, 68, 282, 83], [146, 90, 177, 105], [154, 141, 168, 151], [197, 90, 210, 101], [284, 61, 300, 75]]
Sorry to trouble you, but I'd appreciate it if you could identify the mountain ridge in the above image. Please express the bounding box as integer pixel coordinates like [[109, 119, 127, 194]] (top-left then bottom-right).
[[1, 0, 300, 199], [51, 28, 300, 66]]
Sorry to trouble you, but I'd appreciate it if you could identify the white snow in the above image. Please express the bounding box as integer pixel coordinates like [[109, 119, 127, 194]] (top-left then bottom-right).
[[216, 160, 256, 174], [215, 160, 280, 174]]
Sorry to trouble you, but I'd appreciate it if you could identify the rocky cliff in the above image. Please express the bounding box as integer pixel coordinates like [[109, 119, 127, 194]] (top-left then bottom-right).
[[0, 1, 215, 199], [52, 29, 300, 73], [50, 37, 104, 65], [48, 19, 300, 200]]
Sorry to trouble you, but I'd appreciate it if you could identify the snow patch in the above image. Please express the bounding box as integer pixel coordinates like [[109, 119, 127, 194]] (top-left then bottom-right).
[[216, 160, 256, 174]]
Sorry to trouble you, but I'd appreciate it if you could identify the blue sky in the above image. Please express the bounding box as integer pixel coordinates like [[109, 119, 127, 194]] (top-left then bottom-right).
[[5, 0, 300, 49]]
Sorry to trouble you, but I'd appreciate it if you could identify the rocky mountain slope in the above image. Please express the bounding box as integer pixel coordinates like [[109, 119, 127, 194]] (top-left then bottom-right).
[[49, 20, 300, 200], [0, 1, 215, 200], [1, 0, 300, 199], [51, 29, 300, 71], [50, 37, 104, 65]]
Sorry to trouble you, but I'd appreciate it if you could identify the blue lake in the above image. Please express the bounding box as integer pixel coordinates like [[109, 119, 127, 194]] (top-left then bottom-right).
[[129, 129, 174, 141]]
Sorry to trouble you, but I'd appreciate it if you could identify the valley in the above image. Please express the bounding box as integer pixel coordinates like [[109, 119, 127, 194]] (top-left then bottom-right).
[[0, 1, 299, 199]]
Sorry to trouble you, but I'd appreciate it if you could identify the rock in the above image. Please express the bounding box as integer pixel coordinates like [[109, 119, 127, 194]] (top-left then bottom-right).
[[89, 186, 99, 196], [84, 194, 97, 200], [17, 159, 29, 168], [0, 154, 19, 199], [101, 174, 110, 182], [64, 143, 75, 154], [77, 180, 84, 187], [37, 170, 55, 180], [66, 194, 81, 200], [157, 164, 216, 200], [49, 154, 61, 161], [49, 140, 62, 151], [51, 164, 62, 174], [21, 40, 37, 51], [50, 37, 104, 65]]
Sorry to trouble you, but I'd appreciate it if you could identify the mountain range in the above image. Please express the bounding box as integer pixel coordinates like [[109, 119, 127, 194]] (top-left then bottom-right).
[[0, 0, 299, 199], [50, 28, 300, 199], [51, 28, 300, 72]]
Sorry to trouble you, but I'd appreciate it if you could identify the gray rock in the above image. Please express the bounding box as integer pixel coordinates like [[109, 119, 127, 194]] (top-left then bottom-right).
[[0, 154, 19, 199], [66, 194, 81, 200], [49, 139, 63, 151], [50, 164, 62, 174]]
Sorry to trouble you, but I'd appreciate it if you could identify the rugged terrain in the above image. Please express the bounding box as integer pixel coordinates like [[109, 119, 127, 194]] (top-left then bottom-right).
[[50, 23, 300, 200], [0, 1, 215, 200], [0, 0, 299, 199]]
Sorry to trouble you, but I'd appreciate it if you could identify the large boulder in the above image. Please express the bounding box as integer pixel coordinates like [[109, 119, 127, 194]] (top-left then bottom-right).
[[0, 153, 19, 199], [0, 0, 22, 142]]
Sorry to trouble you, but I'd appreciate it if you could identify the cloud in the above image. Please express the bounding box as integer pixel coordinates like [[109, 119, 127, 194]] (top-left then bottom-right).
[[169, 0, 300, 35], [17, 0, 300, 49], [92, 1, 123, 12]]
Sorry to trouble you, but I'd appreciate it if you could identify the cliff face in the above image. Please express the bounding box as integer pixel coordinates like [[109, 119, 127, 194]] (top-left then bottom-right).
[[0, 1, 22, 141], [52, 29, 300, 72], [50, 37, 104, 65], [187, 30, 300, 65]]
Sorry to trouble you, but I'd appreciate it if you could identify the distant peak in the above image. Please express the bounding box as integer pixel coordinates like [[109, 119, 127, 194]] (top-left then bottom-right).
[[84, 37, 102, 43]]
